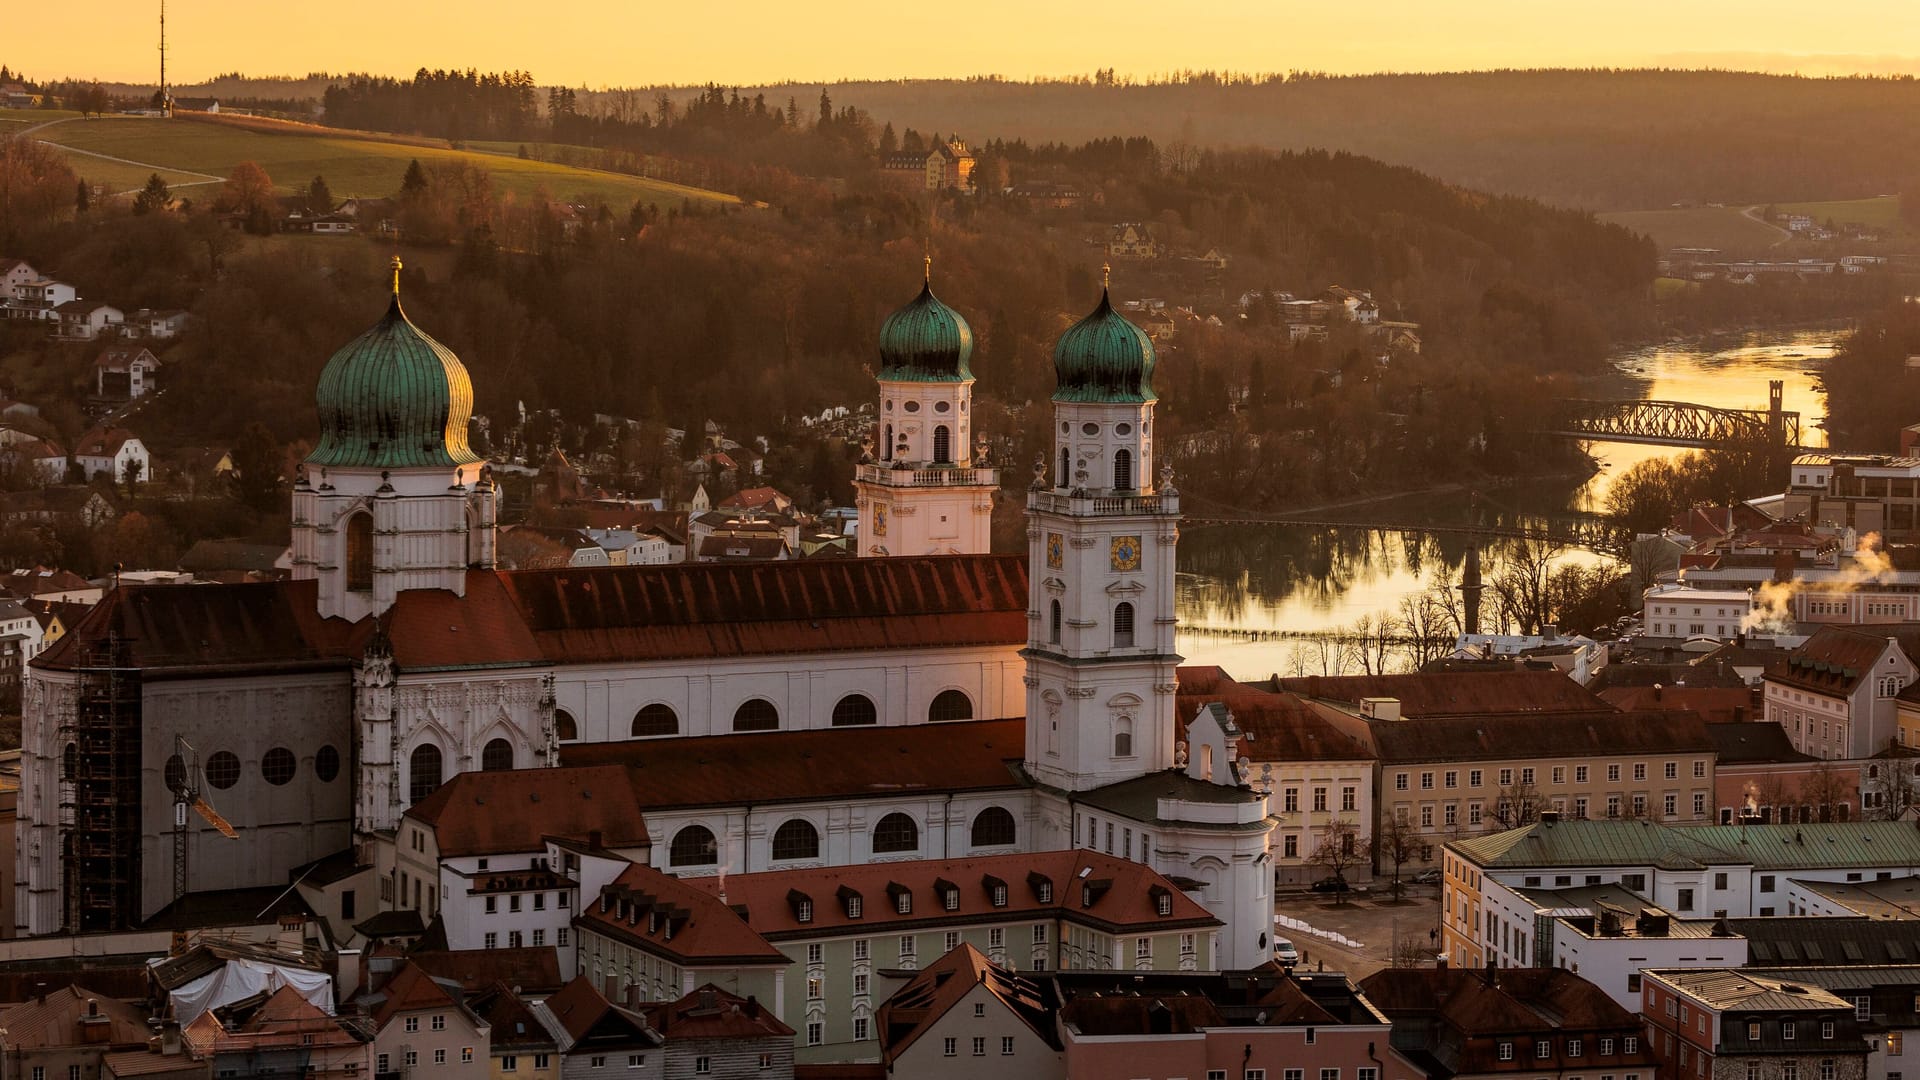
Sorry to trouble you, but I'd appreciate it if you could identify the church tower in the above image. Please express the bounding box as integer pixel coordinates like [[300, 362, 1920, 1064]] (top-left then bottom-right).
[[854, 261, 997, 557], [291, 259, 496, 621], [1022, 269, 1180, 791]]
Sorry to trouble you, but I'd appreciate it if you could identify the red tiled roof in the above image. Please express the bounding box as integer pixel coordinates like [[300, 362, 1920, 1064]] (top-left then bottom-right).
[[1369, 709, 1711, 765], [538, 975, 659, 1045], [74, 426, 137, 458], [687, 849, 1218, 938], [1276, 669, 1613, 717], [559, 719, 1025, 809], [879, 945, 1055, 1064], [1361, 968, 1657, 1074], [404, 765, 650, 857], [576, 865, 789, 966], [366, 962, 460, 1027], [409, 949, 564, 996], [1175, 668, 1374, 763], [383, 555, 1026, 671], [1767, 624, 1920, 697], [1597, 685, 1757, 724], [0, 985, 151, 1048], [718, 487, 790, 511], [643, 984, 792, 1040], [36, 580, 363, 676], [468, 983, 558, 1051]]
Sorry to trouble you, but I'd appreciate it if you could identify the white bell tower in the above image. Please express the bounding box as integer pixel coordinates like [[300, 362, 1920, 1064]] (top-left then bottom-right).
[[1022, 270, 1180, 791], [855, 260, 997, 557]]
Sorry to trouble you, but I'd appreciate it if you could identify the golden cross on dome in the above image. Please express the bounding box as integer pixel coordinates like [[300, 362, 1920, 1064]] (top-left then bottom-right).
[[924, 252, 932, 284], [390, 255, 403, 297], [1102, 262, 1112, 289]]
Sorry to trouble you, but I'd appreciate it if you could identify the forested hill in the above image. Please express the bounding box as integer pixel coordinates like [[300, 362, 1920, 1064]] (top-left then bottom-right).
[[644, 70, 1920, 210]]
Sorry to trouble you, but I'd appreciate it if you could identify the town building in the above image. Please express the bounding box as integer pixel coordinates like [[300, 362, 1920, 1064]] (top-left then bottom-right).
[[1535, 886, 1750, 1009], [531, 976, 662, 1080], [1641, 967, 1872, 1080], [5, 279, 76, 322], [1105, 224, 1156, 260], [854, 268, 997, 558], [360, 962, 491, 1080], [880, 141, 974, 191], [641, 986, 793, 1079], [875, 943, 1060, 1079], [1738, 966, 1920, 1080], [574, 849, 1221, 1063], [0, 987, 156, 1080], [467, 983, 559, 1080], [54, 302, 123, 341], [93, 347, 161, 401], [1643, 583, 1755, 643], [1362, 966, 1659, 1080], [1442, 819, 1920, 974], [1764, 625, 1920, 759], [183, 984, 373, 1080], [72, 427, 149, 485]]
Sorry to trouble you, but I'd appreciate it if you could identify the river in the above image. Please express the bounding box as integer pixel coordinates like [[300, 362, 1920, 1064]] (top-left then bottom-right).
[[1173, 328, 1842, 674]]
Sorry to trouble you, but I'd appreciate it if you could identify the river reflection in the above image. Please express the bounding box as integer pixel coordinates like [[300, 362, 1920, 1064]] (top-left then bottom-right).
[[1175, 328, 1842, 672]]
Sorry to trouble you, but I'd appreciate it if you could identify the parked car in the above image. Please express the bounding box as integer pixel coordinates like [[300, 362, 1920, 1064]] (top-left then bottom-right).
[[1273, 937, 1299, 964], [1410, 868, 1441, 885], [1310, 877, 1351, 894]]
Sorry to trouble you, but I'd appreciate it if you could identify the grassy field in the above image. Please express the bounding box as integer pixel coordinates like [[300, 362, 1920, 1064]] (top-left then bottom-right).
[[22, 113, 737, 207], [1598, 204, 1785, 253], [1776, 195, 1904, 230]]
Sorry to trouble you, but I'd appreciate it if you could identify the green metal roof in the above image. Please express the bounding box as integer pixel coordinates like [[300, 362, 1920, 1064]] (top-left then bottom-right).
[[307, 298, 481, 471], [1451, 818, 1920, 871], [878, 282, 973, 383], [1052, 289, 1157, 404]]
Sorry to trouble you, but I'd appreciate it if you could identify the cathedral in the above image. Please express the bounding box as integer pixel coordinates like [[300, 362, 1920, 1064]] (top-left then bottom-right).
[[15, 259, 1275, 967]]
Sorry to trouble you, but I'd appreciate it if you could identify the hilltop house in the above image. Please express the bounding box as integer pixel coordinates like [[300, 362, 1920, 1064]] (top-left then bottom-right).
[[55, 301, 123, 341], [882, 140, 975, 191], [73, 427, 149, 484], [94, 346, 161, 400], [1106, 224, 1157, 260]]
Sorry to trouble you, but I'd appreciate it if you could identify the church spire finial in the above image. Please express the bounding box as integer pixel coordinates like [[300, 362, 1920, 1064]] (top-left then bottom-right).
[[389, 255, 403, 299], [924, 251, 932, 284], [1101, 262, 1112, 291]]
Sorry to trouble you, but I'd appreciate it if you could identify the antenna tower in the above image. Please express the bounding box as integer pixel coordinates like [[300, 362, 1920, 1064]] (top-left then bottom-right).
[[158, 0, 170, 116]]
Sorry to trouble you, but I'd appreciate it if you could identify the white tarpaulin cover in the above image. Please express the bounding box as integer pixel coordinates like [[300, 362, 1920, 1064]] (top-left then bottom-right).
[[157, 957, 334, 1022]]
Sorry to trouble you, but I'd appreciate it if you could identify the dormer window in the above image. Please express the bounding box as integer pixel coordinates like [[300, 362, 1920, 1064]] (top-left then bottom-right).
[[897, 893, 911, 914], [992, 885, 1007, 907], [1157, 892, 1172, 916], [945, 892, 959, 911], [796, 899, 812, 923], [847, 896, 862, 918]]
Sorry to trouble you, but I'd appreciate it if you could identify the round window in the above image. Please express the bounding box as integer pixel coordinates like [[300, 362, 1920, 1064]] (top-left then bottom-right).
[[1116, 422, 1133, 436], [314, 745, 341, 782], [205, 751, 241, 790], [1060, 422, 1069, 434], [934, 400, 951, 413], [1082, 422, 1100, 436], [904, 401, 922, 413], [884, 399, 893, 412], [261, 747, 297, 786]]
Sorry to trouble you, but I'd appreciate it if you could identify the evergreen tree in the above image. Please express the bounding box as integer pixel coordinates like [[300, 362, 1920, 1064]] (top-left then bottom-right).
[[400, 158, 428, 199], [131, 173, 172, 216], [74, 179, 90, 215], [816, 88, 832, 130], [306, 174, 333, 214], [878, 122, 897, 155]]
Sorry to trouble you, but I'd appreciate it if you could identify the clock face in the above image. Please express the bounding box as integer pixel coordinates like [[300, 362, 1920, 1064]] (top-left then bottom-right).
[[1110, 535, 1142, 572], [1046, 532, 1064, 569], [873, 503, 888, 537]]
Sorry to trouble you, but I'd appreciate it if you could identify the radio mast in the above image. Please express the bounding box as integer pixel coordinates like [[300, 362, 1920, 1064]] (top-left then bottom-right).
[[158, 0, 171, 116]]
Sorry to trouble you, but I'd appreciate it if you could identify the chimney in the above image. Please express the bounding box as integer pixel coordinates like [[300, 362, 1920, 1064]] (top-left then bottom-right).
[[160, 1020, 181, 1055], [588, 829, 603, 850], [1483, 956, 1498, 984], [338, 948, 364, 1000], [1653, 683, 1663, 702], [1435, 954, 1449, 971], [744, 996, 760, 1018], [1543, 623, 1558, 641], [1539, 810, 1562, 824]]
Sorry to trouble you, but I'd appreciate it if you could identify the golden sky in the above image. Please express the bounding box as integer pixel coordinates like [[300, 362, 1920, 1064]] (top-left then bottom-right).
[[15, 0, 1920, 86]]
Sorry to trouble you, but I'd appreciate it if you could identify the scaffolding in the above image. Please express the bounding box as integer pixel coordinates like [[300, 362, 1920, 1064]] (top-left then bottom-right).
[[57, 633, 142, 933]]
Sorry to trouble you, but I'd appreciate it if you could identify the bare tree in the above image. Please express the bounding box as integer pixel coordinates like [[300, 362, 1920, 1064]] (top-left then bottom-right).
[[1307, 819, 1367, 903], [1490, 781, 1543, 830], [1398, 588, 1457, 670], [1371, 814, 1433, 899], [1488, 537, 1566, 635], [1751, 771, 1794, 823], [1348, 612, 1399, 676], [1802, 761, 1852, 823], [1862, 757, 1919, 821]]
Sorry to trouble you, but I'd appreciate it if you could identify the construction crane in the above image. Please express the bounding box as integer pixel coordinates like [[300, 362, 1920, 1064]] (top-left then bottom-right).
[[167, 735, 236, 902]]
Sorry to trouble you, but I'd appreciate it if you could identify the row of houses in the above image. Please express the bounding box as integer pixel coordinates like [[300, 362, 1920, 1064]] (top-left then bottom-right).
[[2, 258, 188, 342]]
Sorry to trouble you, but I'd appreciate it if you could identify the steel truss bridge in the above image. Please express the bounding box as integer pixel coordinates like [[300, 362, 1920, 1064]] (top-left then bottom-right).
[[1542, 397, 1801, 451]]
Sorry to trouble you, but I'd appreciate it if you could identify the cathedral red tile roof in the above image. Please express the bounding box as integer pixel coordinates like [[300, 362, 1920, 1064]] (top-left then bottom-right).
[[36, 580, 364, 676], [577, 867, 788, 966], [403, 765, 651, 857], [559, 719, 1026, 809]]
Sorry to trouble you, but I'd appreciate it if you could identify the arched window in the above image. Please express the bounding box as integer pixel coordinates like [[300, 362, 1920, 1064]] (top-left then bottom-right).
[[1113, 602, 1136, 649], [1059, 447, 1070, 486], [669, 825, 718, 867], [1114, 719, 1134, 759], [1113, 448, 1133, 491], [314, 745, 340, 782], [971, 806, 1017, 847], [873, 813, 919, 854], [631, 704, 679, 737], [733, 699, 780, 732], [408, 744, 443, 805], [929, 689, 973, 723], [481, 738, 514, 771], [345, 512, 373, 592], [771, 819, 820, 861], [1049, 600, 1062, 645], [554, 709, 578, 742], [883, 424, 893, 462], [933, 425, 952, 464], [832, 694, 877, 727]]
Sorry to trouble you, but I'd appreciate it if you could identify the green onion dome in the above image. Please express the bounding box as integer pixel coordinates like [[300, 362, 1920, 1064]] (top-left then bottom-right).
[[1052, 287, 1157, 404], [308, 289, 481, 471], [878, 280, 974, 383]]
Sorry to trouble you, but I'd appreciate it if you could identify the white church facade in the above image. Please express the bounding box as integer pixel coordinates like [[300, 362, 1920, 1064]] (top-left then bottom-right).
[[15, 260, 1277, 970]]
